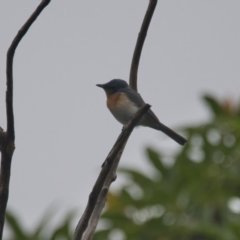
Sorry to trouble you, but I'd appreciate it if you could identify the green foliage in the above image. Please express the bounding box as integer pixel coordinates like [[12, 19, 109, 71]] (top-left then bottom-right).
[[5, 208, 76, 240], [93, 95, 240, 240]]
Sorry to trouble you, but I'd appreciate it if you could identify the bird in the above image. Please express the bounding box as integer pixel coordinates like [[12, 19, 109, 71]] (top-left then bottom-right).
[[96, 79, 187, 145]]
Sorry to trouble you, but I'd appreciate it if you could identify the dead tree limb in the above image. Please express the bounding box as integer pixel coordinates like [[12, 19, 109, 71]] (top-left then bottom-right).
[[0, 1, 51, 239], [81, 185, 109, 240], [74, 1, 158, 239], [73, 104, 151, 240], [129, 0, 158, 91]]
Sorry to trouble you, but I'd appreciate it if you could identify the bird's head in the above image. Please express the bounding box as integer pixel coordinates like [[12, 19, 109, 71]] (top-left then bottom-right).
[[96, 79, 129, 96]]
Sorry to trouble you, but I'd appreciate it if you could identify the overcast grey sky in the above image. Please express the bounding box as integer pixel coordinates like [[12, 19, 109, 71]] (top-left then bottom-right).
[[0, 0, 240, 233]]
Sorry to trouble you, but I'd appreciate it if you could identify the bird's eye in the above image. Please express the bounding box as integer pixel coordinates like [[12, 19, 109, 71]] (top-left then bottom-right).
[[110, 86, 115, 91]]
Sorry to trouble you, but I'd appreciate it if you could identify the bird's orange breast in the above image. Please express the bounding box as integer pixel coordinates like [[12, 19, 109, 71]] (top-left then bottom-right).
[[105, 91, 140, 125], [106, 92, 127, 110]]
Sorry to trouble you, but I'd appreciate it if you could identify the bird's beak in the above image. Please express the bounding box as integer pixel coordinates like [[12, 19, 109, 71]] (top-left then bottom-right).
[[96, 84, 105, 89]]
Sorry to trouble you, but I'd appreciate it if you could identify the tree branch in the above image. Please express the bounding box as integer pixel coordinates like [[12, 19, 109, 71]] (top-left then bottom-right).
[[82, 149, 125, 240], [81, 186, 108, 240], [0, 1, 51, 239], [129, 0, 158, 91], [6, 0, 51, 141], [73, 104, 151, 240], [74, 1, 158, 239]]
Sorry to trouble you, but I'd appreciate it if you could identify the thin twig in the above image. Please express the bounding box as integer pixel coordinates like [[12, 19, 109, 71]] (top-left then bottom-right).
[[0, 1, 51, 239], [129, 0, 158, 91], [73, 104, 151, 240], [6, 0, 51, 140]]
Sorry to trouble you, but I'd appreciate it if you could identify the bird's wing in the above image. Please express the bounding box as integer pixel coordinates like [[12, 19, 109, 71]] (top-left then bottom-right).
[[145, 108, 161, 123], [122, 87, 145, 107], [122, 87, 161, 124]]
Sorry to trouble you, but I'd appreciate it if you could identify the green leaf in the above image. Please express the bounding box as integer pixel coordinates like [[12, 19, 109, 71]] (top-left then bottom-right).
[[203, 95, 224, 116], [6, 211, 29, 240], [145, 148, 167, 177]]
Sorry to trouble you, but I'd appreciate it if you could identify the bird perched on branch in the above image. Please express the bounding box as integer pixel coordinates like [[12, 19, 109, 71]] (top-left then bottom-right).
[[97, 79, 187, 145]]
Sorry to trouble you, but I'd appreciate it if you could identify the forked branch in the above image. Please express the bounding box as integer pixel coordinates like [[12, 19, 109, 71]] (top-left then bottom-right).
[[74, 1, 159, 239]]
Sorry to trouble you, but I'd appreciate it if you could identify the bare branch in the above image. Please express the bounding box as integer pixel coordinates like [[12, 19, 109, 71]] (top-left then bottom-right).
[[6, 0, 51, 140], [82, 150, 124, 240], [0, 128, 4, 146], [0, 1, 51, 239], [76, 2, 159, 238], [73, 104, 151, 240], [81, 187, 108, 240], [129, 0, 158, 91]]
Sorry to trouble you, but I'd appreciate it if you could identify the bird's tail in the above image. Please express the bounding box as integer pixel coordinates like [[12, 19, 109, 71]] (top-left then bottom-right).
[[154, 122, 187, 146]]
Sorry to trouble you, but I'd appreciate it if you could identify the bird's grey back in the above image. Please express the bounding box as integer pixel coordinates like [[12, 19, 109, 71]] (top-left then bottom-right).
[[120, 87, 145, 107]]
